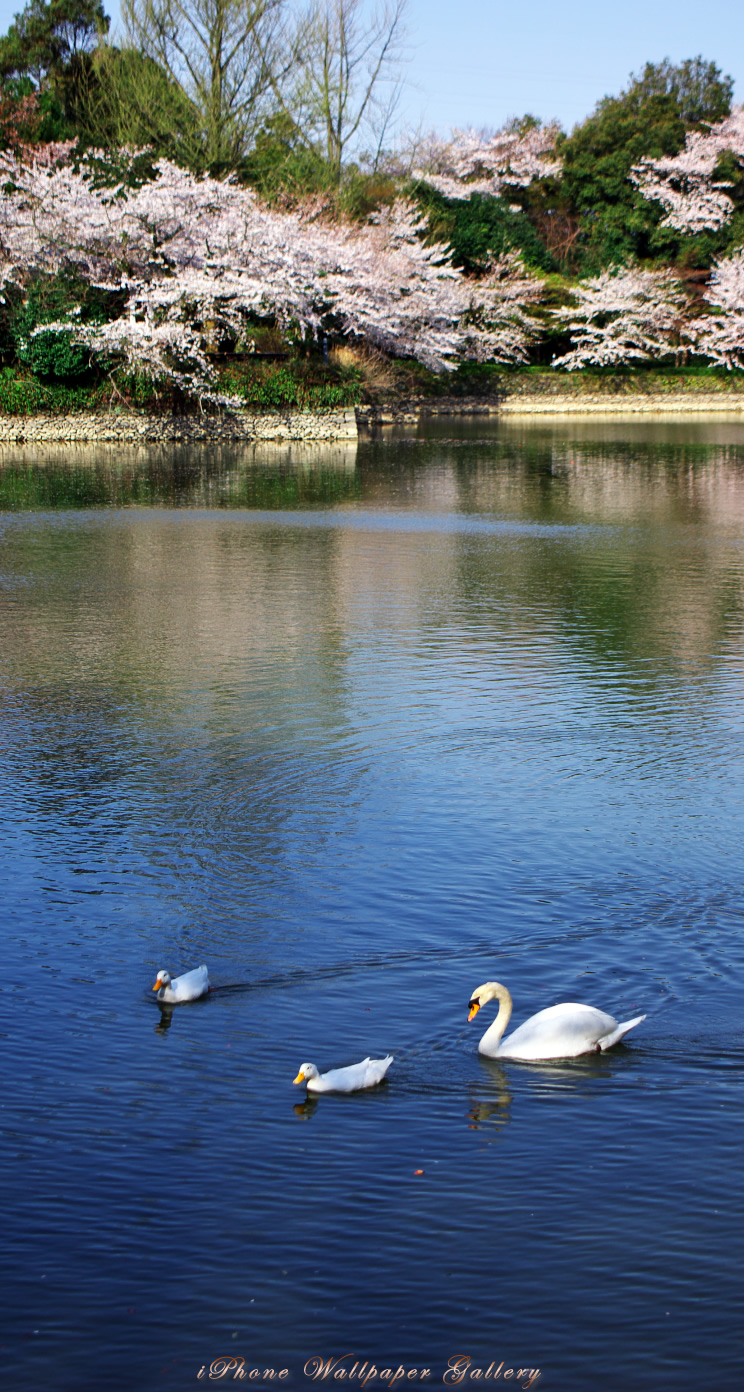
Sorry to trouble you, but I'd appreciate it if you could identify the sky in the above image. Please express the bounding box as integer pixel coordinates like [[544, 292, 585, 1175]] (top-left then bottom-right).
[[400, 0, 743, 134], [0, 0, 741, 137]]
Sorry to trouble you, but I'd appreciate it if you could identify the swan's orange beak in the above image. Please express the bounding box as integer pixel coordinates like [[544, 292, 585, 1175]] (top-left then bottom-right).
[[293, 1071, 306, 1085], [468, 1000, 480, 1022]]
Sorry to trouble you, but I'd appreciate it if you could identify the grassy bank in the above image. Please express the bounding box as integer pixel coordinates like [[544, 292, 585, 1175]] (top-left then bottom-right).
[[0, 351, 365, 417], [1, 353, 743, 418]]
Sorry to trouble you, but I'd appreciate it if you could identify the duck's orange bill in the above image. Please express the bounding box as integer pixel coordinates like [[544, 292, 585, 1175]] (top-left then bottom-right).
[[293, 1071, 306, 1085], [468, 1001, 480, 1022], [152, 982, 161, 991]]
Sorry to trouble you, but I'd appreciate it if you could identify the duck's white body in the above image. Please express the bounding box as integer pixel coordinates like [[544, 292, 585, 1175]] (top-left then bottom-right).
[[152, 965, 210, 1004], [293, 1056, 393, 1093], [469, 981, 645, 1061]]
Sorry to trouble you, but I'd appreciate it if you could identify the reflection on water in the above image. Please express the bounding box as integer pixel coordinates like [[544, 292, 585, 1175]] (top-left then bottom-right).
[[467, 1065, 513, 1133], [0, 438, 359, 510], [293, 1097, 319, 1120], [466, 1046, 641, 1134], [2, 418, 744, 1392]]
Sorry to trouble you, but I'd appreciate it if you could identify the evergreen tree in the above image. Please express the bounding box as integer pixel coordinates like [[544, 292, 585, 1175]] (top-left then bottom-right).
[[0, 0, 108, 88], [0, 0, 109, 141], [557, 57, 733, 272]]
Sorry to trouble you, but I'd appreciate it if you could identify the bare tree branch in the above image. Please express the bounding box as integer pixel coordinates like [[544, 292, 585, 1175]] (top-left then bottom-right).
[[122, 0, 288, 167], [265, 0, 408, 182]]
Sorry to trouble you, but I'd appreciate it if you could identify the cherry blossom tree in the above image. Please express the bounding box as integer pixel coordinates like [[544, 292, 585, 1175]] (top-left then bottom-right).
[[0, 87, 43, 155], [552, 265, 687, 369], [0, 145, 545, 399], [631, 106, 744, 233], [691, 250, 744, 368], [460, 249, 544, 362], [411, 122, 562, 201]]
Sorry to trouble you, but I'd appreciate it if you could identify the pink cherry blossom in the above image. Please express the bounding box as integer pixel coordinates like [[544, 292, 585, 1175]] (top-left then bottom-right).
[[412, 123, 562, 200], [553, 266, 687, 369], [0, 148, 545, 396], [691, 250, 744, 368], [631, 106, 744, 233]]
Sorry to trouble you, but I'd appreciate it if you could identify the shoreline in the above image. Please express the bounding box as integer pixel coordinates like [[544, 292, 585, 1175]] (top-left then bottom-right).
[[0, 408, 359, 445], [357, 397, 744, 426], [2, 387, 744, 444]]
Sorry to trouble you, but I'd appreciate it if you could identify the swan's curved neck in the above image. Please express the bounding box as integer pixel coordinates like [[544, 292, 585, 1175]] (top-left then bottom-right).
[[479, 984, 513, 1053]]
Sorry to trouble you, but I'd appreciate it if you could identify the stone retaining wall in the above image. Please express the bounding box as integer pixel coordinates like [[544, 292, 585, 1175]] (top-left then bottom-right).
[[498, 393, 744, 414], [356, 398, 499, 426], [495, 372, 744, 414], [357, 375, 744, 424], [0, 407, 358, 444], [3, 377, 744, 442]]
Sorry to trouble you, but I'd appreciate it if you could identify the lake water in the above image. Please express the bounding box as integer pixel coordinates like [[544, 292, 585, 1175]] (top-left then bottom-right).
[[2, 417, 744, 1392]]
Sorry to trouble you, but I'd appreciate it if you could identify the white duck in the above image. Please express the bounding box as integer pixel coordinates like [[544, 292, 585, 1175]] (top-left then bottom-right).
[[293, 1056, 393, 1093], [468, 981, 645, 1061], [152, 965, 210, 1004]]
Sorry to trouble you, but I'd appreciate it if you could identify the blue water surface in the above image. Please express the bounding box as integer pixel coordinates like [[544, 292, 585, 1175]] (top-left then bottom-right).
[[1, 417, 744, 1392]]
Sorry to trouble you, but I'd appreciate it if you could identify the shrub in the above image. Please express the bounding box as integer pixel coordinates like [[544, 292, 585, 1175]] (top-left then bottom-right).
[[6, 274, 106, 380], [220, 361, 362, 410], [21, 326, 90, 379], [0, 367, 106, 414]]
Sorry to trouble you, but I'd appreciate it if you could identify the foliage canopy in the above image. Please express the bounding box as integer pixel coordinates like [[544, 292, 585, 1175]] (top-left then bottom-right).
[[557, 57, 734, 271]]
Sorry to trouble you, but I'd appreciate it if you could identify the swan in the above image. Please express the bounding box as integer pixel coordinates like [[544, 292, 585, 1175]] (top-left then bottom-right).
[[468, 981, 645, 1061], [152, 965, 210, 1004], [293, 1056, 394, 1093]]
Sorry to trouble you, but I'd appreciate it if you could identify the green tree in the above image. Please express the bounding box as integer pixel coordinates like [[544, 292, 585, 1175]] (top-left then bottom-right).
[[0, 0, 109, 140], [557, 57, 734, 272], [240, 109, 331, 195], [73, 42, 202, 159], [0, 0, 108, 87], [3, 270, 108, 379], [622, 57, 732, 126], [411, 184, 556, 276]]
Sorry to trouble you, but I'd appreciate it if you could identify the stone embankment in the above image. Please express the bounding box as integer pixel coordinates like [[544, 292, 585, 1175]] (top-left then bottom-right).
[[495, 372, 744, 415], [356, 398, 499, 426], [358, 374, 744, 424], [2, 375, 744, 443], [0, 408, 358, 444]]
